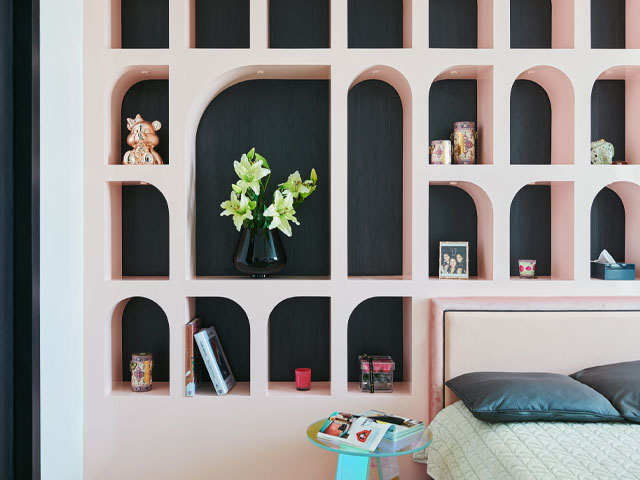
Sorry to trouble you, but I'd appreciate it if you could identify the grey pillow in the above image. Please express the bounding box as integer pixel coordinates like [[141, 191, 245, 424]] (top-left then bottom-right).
[[446, 371, 623, 423], [571, 360, 640, 423]]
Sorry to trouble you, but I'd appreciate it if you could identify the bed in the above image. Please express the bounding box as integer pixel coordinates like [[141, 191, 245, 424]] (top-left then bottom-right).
[[419, 304, 640, 480]]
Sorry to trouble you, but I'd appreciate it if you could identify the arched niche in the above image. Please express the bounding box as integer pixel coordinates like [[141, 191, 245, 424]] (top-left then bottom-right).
[[192, 0, 250, 48], [429, 66, 493, 164], [510, 182, 574, 279], [591, 182, 640, 274], [107, 66, 169, 165], [591, 187, 625, 261], [511, 0, 574, 48], [194, 77, 330, 277], [347, 297, 411, 386], [429, 183, 493, 279], [591, 0, 640, 48], [348, 67, 411, 277], [349, 0, 411, 48], [269, 0, 330, 48], [109, 0, 168, 48], [512, 66, 574, 164], [108, 297, 170, 395], [429, 0, 492, 48], [106, 181, 169, 279], [268, 297, 330, 383], [511, 80, 551, 164], [190, 297, 251, 391], [591, 66, 640, 164]]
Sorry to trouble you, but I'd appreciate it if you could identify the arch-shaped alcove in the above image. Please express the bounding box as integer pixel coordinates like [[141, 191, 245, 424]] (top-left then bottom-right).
[[268, 297, 330, 395], [349, 0, 411, 48], [194, 73, 330, 278], [347, 297, 411, 395], [109, 0, 169, 48], [190, 0, 250, 48], [188, 297, 251, 395], [591, 67, 640, 164], [591, 182, 640, 277], [510, 182, 574, 279], [511, 0, 574, 48], [591, 187, 625, 262], [429, 182, 493, 280], [591, 0, 640, 48], [107, 65, 169, 165], [511, 67, 574, 164], [348, 66, 412, 277], [429, 66, 493, 164], [108, 297, 170, 395], [429, 182, 493, 279], [106, 181, 169, 279], [429, 0, 492, 48], [269, 0, 330, 48]]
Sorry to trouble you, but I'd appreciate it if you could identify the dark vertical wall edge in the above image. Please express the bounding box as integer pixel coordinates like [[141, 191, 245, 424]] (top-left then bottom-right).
[[0, 0, 14, 477], [11, 0, 39, 477]]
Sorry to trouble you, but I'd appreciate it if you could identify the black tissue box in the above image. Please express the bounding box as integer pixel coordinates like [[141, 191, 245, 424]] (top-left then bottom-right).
[[591, 262, 636, 280]]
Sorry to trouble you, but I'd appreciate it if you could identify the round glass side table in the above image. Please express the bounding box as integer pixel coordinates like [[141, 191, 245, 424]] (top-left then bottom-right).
[[306, 419, 432, 480]]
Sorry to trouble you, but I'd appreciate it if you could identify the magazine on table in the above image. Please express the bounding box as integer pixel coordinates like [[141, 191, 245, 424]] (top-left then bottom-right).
[[317, 412, 391, 452], [194, 326, 235, 395], [358, 410, 424, 441]]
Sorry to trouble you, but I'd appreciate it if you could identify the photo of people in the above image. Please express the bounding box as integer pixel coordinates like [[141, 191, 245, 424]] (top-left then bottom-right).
[[439, 241, 469, 279]]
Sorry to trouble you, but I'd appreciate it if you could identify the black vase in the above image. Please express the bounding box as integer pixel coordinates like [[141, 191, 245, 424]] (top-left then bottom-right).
[[233, 228, 286, 278]]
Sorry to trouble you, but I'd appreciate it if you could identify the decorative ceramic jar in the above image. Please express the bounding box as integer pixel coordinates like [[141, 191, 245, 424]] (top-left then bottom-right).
[[233, 227, 286, 278], [430, 140, 452, 165], [130, 353, 153, 392], [591, 139, 614, 165], [452, 121, 477, 164], [359, 355, 395, 393], [518, 259, 536, 278]]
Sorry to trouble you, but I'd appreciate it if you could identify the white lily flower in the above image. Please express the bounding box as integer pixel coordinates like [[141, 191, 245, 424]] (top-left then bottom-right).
[[278, 171, 310, 199], [234, 154, 270, 196], [220, 193, 254, 231], [263, 190, 299, 237]]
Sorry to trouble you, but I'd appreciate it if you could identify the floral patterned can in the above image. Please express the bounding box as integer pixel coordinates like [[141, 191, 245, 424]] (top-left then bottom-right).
[[452, 121, 477, 164], [130, 352, 153, 392], [518, 259, 536, 278], [430, 140, 452, 165]]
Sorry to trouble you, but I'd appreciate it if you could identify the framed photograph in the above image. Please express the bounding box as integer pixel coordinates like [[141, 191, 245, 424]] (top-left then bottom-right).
[[438, 241, 469, 279]]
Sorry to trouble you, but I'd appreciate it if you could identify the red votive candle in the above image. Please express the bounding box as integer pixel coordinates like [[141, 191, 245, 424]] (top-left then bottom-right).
[[295, 368, 311, 391]]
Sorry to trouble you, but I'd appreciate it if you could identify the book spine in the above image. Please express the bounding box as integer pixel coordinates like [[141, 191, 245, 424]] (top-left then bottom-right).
[[195, 334, 227, 395], [185, 323, 194, 397]]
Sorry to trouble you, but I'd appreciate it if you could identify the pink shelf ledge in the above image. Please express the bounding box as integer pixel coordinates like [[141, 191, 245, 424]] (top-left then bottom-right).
[[110, 381, 170, 396], [194, 381, 250, 397], [268, 381, 331, 397]]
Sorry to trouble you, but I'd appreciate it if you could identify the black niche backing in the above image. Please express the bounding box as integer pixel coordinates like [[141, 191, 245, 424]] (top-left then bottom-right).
[[348, 80, 403, 276]]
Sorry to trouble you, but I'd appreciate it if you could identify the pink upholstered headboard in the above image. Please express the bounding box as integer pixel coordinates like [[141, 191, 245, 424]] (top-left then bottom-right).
[[428, 297, 640, 422]]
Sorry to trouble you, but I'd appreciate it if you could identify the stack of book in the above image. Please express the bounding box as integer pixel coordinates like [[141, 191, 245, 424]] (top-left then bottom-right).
[[317, 410, 424, 452]]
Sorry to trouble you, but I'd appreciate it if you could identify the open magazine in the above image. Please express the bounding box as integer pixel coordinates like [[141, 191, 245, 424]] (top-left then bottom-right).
[[317, 412, 391, 452], [357, 410, 424, 441]]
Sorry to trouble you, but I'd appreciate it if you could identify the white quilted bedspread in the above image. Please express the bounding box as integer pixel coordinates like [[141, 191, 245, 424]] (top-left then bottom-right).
[[422, 401, 640, 480]]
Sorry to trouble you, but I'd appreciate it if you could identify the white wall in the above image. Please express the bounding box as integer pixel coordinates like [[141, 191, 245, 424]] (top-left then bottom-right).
[[40, 0, 83, 477]]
